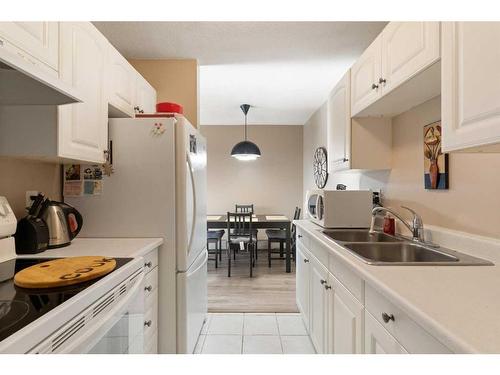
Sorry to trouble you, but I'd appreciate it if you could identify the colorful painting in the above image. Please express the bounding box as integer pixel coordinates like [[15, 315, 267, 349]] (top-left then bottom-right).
[[423, 121, 448, 190]]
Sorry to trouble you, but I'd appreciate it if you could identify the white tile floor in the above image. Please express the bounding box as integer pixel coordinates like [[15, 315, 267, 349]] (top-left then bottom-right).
[[195, 313, 316, 354]]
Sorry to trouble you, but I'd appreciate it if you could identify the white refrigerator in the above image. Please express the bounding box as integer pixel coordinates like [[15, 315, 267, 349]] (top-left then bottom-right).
[[65, 114, 207, 354]]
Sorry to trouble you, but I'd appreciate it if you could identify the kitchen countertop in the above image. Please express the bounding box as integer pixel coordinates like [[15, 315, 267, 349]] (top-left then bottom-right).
[[16, 237, 164, 259], [294, 219, 500, 354]]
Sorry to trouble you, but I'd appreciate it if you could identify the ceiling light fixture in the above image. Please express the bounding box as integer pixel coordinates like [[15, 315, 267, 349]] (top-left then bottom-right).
[[230, 104, 261, 161]]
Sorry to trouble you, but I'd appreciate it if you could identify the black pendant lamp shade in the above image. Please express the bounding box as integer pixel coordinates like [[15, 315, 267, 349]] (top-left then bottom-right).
[[231, 104, 261, 161]]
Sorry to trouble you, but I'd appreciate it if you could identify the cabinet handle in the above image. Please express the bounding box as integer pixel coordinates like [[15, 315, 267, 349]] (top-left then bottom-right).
[[145, 261, 153, 268], [324, 284, 332, 290], [382, 312, 395, 323], [303, 258, 309, 263], [145, 285, 153, 292], [144, 320, 152, 327], [298, 234, 303, 238], [379, 77, 387, 85], [320, 279, 327, 285], [371, 83, 379, 90], [332, 157, 349, 164], [134, 106, 140, 112]]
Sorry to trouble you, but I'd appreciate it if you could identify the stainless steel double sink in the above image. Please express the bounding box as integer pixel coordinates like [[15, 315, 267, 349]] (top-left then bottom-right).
[[322, 229, 493, 266]]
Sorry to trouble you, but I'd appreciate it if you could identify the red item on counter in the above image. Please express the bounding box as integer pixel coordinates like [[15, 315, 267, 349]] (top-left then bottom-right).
[[156, 102, 183, 114], [383, 214, 396, 236]]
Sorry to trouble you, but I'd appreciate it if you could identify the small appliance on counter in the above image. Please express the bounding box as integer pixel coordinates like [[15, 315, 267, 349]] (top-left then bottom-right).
[[38, 197, 83, 249], [15, 194, 83, 253], [306, 189, 373, 228]]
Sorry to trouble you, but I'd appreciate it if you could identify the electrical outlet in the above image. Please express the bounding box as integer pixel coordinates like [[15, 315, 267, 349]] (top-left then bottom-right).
[[25, 190, 40, 210]]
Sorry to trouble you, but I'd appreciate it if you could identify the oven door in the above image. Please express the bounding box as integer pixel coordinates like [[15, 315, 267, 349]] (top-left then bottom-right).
[[30, 271, 145, 354]]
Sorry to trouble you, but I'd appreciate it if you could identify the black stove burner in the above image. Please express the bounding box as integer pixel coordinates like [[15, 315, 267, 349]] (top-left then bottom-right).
[[0, 257, 132, 344]]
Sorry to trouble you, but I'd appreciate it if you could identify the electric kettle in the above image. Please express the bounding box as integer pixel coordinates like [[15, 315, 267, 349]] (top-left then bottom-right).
[[38, 198, 83, 248]]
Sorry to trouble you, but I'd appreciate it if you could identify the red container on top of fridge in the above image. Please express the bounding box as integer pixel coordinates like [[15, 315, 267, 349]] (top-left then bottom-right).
[[156, 102, 183, 114]]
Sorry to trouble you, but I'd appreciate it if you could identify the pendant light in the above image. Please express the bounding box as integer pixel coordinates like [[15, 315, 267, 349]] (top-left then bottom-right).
[[231, 104, 261, 161]]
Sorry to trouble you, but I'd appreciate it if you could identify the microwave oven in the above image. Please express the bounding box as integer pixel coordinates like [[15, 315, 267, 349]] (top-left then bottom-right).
[[305, 190, 372, 228]]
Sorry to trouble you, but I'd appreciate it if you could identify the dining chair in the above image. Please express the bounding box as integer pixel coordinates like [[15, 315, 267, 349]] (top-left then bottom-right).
[[227, 212, 257, 277], [265, 207, 301, 268], [207, 229, 225, 268], [234, 204, 259, 259]]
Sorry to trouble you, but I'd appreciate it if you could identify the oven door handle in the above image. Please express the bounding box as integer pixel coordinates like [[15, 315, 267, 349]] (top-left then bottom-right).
[[59, 272, 145, 354]]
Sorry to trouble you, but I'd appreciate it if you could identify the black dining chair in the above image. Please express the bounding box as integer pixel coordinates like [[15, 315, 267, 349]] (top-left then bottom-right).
[[265, 207, 301, 268], [234, 204, 259, 259], [227, 212, 257, 277], [207, 229, 225, 268]]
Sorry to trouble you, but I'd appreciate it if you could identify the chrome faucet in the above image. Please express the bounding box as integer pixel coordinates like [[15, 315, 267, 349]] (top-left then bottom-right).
[[369, 206, 425, 243]]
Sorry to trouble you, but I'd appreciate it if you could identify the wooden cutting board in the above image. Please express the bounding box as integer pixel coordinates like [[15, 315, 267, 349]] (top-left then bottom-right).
[[14, 256, 117, 289]]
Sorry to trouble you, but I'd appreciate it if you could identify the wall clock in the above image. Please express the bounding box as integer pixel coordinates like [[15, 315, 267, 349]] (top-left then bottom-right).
[[313, 147, 328, 188]]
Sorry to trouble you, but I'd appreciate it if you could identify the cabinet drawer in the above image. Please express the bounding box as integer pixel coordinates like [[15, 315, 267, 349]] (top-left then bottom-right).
[[145, 285, 158, 312], [143, 303, 158, 340], [143, 248, 158, 272], [296, 227, 310, 249], [309, 241, 329, 268], [328, 253, 364, 302], [144, 266, 158, 295], [365, 284, 451, 353]]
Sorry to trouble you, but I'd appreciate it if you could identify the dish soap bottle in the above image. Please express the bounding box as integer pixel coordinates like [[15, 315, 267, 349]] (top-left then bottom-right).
[[383, 212, 395, 236]]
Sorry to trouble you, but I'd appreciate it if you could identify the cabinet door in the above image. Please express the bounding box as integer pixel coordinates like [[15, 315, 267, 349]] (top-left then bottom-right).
[[0, 22, 59, 72], [351, 34, 382, 116], [364, 311, 407, 354], [381, 22, 440, 95], [309, 256, 329, 354], [327, 70, 351, 172], [328, 276, 364, 354], [107, 45, 136, 118], [296, 244, 311, 331], [442, 22, 500, 152], [58, 22, 108, 163], [135, 74, 157, 114]]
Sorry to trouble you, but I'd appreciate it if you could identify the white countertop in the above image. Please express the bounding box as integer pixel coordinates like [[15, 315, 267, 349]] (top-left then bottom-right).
[[17, 237, 164, 259], [294, 219, 500, 354]]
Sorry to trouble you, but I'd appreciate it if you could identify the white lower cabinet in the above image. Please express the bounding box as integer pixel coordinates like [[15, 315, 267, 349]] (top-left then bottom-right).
[[142, 248, 159, 354], [296, 226, 453, 355], [328, 275, 364, 354], [296, 244, 311, 331], [309, 255, 329, 353], [364, 311, 407, 354]]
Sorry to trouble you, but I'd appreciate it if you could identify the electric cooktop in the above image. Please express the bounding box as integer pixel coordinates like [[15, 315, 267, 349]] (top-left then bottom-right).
[[0, 257, 132, 343]]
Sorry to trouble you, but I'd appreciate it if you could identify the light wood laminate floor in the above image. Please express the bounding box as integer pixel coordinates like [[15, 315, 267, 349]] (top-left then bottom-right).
[[207, 246, 298, 313]]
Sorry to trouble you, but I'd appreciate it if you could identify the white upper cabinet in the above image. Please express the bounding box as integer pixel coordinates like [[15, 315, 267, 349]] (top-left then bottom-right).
[[351, 35, 382, 116], [135, 73, 157, 114], [0, 22, 81, 105], [58, 22, 108, 163], [442, 22, 500, 152], [107, 45, 136, 118], [0, 22, 59, 73], [351, 22, 440, 117], [327, 70, 351, 172], [380, 22, 440, 95]]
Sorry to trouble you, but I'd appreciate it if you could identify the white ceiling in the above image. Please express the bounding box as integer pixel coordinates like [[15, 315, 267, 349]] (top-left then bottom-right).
[[94, 22, 387, 125]]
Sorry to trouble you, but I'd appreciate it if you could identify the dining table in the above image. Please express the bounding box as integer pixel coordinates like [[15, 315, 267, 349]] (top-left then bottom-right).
[[206, 214, 292, 273]]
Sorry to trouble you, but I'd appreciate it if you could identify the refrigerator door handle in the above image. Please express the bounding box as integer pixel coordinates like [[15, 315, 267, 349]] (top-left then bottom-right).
[[186, 153, 197, 253], [186, 250, 208, 277]]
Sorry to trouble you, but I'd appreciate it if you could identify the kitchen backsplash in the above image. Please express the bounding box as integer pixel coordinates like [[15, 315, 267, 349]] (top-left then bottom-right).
[[0, 157, 61, 219]]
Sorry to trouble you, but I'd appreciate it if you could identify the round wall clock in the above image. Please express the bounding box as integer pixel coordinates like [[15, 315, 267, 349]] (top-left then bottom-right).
[[313, 147, 328, 188]]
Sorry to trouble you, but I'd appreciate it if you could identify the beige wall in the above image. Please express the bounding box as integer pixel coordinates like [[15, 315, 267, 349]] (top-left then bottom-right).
[[201, 125, 303, 221], [303, 95, 500, 239], [381, 96, 500, 239], [129, 59, 199, 126], [0, 157, 61, 219]]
